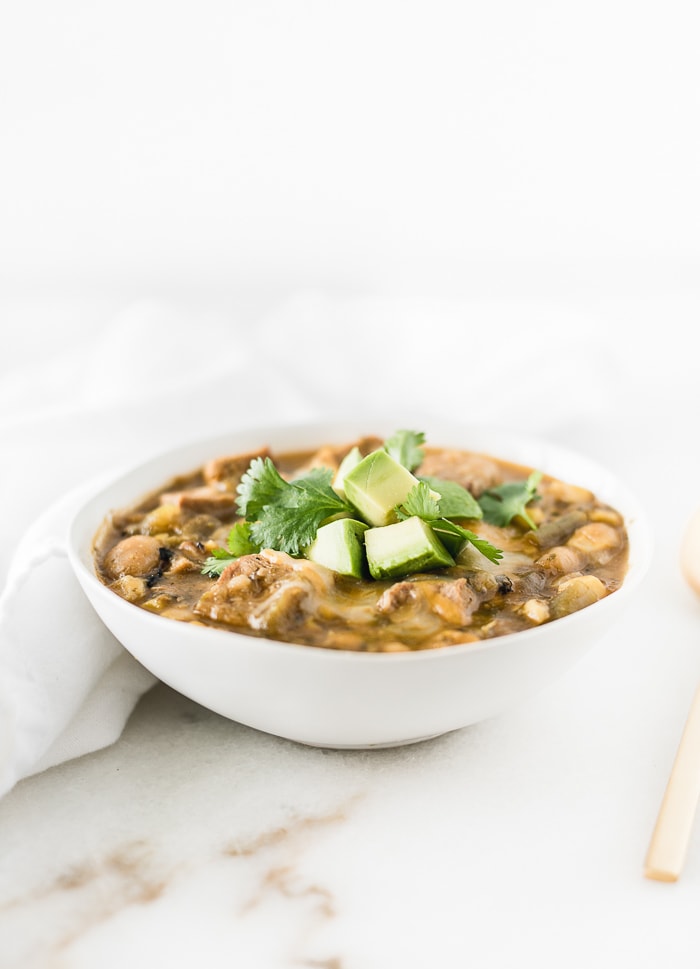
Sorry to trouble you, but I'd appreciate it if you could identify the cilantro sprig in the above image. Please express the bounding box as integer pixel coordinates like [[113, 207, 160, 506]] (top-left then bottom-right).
[[395, 482, 503, 564], [430, 520, 504, 563], [478, 471, 543, 529], [237, 459, 355, 556], [395, 480, 440, 520], [384, 429, 425, 472], [418, 475, 483, 520], [236, 457, 289, 520], [202, 522, 261, 577]]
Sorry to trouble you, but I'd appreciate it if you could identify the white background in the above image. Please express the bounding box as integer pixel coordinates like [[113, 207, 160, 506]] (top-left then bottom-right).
[[2, 1, 699, 365]]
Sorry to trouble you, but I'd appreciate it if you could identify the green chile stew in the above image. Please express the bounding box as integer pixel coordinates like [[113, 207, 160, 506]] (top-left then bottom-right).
[[93, 432, 629, 652]]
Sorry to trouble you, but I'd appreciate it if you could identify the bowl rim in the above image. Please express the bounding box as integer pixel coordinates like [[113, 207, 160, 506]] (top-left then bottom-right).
[[67, 416, 654, 664]]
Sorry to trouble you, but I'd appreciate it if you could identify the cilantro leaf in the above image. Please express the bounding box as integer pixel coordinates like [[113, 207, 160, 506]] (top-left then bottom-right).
[[478, 471, 543, 529], [396, 483, 503, 563], [250, 482, 351, 556], [395, 481, 441, 520], [384, 430, 426, 472], [236, 457, 290, 520], [419, 476, 482, 520], [201, 522, 261, 577], [291, 467, 342, 501], [397, 479, 482, 523], [226, 521, 261, 556], [201, 556, 231, 578], [235, 461, 354, 557], [429, 519, 504, 564]]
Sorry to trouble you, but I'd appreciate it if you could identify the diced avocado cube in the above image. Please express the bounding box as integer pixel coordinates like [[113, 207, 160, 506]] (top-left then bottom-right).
[[343, 449, 421, 527], [332, 446, 363, 500], [303, 518, 369, 578], [364, 516, 455, 579]]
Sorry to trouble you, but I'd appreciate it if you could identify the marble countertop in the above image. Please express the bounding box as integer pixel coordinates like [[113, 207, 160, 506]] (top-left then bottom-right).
[[2, 292, 700, 969], [4, 586, 700, 969]]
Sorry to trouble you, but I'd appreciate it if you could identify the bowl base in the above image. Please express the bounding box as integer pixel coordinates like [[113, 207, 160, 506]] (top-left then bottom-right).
[[293, 730, 451, 750]]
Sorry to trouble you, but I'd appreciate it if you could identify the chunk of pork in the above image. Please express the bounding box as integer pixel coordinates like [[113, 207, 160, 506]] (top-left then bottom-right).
[[203, 448, 271, 490], [194, 549, 333, 635], [376, 578, 479, 627], [159, 486, 237, 516], [416, 450, 501, 497]]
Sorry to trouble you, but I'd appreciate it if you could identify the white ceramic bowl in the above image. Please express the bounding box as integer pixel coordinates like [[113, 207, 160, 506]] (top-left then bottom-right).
[[67, 419, 652, 749]]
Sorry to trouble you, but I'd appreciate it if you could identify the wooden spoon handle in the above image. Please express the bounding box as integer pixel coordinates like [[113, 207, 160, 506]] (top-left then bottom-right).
[[680, 505, 700, 597], [644, 684, 700, 881]]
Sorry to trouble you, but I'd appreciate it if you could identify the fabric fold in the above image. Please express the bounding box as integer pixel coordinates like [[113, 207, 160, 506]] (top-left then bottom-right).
[[0, 478, 157, 798]]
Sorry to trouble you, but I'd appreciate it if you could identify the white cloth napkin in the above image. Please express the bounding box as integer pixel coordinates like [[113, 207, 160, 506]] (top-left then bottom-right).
[[0, 299, 315, 798], [0, 476, 158, 795], [0, 293, 635, 798]]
